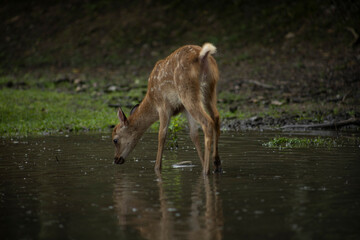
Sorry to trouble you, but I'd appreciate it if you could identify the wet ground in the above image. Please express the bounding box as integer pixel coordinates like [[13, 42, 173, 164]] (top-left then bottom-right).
[[1, 131, 360, 240]]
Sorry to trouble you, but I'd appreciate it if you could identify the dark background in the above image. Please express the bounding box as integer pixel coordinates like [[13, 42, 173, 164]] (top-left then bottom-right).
[[1, 0, 359, 70]]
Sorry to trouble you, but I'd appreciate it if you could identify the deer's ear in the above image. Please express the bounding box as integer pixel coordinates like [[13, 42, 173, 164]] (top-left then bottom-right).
[[130, 103, 140, 116], [117, 108, 128, 126]]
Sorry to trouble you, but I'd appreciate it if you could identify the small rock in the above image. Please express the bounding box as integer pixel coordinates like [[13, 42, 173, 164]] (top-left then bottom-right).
[[271, 100, 283, 106], [75, 85, 88, 92], [75, 86, 82, 92], [249, 116, 262, 122], [285, 32, 295, 39], [74, 78, 85, 85], [106, 85, 118, 92]]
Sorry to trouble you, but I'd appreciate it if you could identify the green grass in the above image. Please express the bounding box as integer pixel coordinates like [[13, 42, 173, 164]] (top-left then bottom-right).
[[0, 89, 118, 136], [0, 87, 188, 138], [167, 114, 187, 149]]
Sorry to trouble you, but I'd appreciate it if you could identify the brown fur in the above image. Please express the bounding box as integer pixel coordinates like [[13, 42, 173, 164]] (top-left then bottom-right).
[[112, 43, 221, 174]]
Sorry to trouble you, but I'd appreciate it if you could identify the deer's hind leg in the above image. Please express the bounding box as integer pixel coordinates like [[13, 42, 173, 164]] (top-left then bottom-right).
[[204, 98, 221, 173], [180, 95, 214, 175]]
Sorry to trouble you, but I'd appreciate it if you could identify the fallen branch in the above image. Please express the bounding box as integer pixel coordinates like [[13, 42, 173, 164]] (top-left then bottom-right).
[[229, 78, 277, 90], [281, 118, 360, 130], [346, 27, 360, 47], [245, 79, 276, 89]]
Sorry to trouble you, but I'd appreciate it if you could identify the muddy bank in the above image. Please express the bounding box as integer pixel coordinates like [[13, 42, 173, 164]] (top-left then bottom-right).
[[221, 115, 360, 131]]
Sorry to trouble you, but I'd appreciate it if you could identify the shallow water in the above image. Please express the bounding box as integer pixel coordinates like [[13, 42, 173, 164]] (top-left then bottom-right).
[[0, 131, 360, 240]]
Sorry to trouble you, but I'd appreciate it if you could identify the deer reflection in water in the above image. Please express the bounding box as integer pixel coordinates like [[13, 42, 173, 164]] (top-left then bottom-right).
[[113, 172, 223, 240]]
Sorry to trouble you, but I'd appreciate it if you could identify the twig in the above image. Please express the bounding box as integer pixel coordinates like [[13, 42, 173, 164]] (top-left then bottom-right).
[[241, 79, 276, 89], [342, 90, 352, 103], [346, 27, 360, 47], [281, 118, 360, 130]]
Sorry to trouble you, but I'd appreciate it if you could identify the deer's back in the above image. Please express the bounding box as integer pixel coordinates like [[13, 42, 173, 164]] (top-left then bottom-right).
[[147, 45, 218, 113]]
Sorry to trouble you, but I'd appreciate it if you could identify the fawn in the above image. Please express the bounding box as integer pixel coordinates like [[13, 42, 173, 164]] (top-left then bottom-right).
[[112, 43, 221, 174]]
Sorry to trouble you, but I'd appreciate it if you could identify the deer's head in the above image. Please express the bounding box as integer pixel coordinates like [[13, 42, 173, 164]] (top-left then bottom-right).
[[112, 106, 140, 164]]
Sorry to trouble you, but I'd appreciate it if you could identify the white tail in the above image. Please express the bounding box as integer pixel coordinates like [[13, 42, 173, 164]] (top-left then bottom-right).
[[199, 43, 217, 60], [112, 43, 221, 174]]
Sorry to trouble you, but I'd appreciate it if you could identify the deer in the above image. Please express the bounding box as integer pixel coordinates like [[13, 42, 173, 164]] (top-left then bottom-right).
[[112, 43, 221, 175]]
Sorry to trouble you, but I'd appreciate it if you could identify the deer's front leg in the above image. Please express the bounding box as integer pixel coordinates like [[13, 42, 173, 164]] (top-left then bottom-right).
[[155, 110, 171, 171]]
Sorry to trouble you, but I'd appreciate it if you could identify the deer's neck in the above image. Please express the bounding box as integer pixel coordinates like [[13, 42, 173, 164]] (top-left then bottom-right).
[[128, 95, 159, 135]]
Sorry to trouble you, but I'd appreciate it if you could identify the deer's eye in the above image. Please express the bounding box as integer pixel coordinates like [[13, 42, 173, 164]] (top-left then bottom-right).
[[113, 139, 118, 144]]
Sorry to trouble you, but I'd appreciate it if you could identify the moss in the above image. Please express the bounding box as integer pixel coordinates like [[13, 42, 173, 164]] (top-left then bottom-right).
[[263, 137, 341, 149]]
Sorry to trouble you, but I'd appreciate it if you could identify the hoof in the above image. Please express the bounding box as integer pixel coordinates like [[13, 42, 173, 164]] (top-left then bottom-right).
[[114, 157, 125, 164], [213, 156, 221, 167], [213, 156, 222, 173], [213, 167, 223, 174]]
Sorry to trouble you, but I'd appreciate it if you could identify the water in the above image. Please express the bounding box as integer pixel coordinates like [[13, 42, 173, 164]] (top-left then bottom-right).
[[0, 132, 359, 240]]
